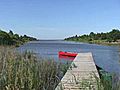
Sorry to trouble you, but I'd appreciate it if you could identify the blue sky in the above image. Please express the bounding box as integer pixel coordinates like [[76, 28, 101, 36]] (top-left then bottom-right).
[[0, 0, 120, 39]]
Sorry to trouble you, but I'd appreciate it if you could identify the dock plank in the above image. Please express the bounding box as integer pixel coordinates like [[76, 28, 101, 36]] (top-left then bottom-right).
[[55, 52, 100, 90]]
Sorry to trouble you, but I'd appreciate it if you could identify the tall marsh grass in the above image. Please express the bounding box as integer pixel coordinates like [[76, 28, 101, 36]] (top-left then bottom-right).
[[0, 46, 69, 90]]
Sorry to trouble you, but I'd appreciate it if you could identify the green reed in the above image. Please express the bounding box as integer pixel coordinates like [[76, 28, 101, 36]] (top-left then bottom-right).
[[0, 46, 69, 90]]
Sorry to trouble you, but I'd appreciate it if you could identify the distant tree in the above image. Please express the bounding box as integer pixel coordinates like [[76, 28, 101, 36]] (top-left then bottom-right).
[[75, 35, 78, 38], [95, 33, 101, 40], [23, 35, 27, 38], [0, 29, 37, 45], [13, 34, 19, 40], [100, 33, 107, 40], [0, 30, 13, 45], [89, 32, 95, 39], [109, 29, 120, 41], [64, 29, 120, 43], [9, 30, 14, 36]]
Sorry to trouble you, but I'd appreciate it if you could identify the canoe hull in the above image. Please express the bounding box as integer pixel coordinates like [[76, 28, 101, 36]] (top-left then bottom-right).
[[59, 51, 77, 57]]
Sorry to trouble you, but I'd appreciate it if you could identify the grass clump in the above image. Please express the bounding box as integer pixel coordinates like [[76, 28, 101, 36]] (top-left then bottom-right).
[[0, 46, 68, 90]]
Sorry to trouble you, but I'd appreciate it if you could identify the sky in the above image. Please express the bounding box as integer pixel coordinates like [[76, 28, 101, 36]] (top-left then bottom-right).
[[0, 0, 120, 39]]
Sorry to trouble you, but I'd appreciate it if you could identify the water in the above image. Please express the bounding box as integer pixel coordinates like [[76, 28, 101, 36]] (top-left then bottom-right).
[[17, 40, 120, 74]]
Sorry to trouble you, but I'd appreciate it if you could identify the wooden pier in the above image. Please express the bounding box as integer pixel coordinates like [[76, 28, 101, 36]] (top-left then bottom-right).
[[56, 52, 100, 90]]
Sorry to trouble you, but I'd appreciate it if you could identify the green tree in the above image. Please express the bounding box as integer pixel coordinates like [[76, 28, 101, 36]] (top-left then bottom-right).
[[108, 29, 120, 42], [89, 32, 95, 40], [0, 30, 13, 45], [9, 30, 14, 36], [13, 34, 19, 40]]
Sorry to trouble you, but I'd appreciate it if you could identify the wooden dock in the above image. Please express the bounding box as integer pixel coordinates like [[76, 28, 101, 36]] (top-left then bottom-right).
[[55, 52, 100, 90]]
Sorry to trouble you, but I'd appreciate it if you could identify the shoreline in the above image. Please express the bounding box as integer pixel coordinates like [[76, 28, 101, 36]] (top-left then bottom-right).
[[65, 40, 120, 46]]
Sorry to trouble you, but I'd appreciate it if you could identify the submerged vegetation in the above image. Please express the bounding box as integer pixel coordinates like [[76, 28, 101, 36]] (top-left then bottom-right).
[[65, 29, 120, 45], [0, 46, 69, 90], [0, 29, 37, 46]]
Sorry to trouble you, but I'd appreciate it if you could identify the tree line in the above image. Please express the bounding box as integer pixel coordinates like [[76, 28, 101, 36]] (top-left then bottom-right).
[[65, 29, 120, 43], [0, 29, 37, 46]]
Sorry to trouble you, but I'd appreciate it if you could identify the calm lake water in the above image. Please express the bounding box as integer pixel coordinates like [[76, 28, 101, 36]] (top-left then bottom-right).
[[18, 40, 120, 74]]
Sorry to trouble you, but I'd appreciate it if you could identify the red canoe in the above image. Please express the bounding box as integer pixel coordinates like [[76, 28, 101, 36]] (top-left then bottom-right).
[[59, 55, 75, 61], [59, 51, 77, 57]]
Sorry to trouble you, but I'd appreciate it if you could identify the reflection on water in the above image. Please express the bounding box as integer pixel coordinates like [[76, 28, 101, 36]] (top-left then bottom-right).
[[59, 55, 75, 61], [17, 40, 120, 74]]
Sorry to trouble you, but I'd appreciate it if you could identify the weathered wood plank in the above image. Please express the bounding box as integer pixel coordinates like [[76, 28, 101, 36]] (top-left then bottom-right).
[[55, 52, 100, 90]]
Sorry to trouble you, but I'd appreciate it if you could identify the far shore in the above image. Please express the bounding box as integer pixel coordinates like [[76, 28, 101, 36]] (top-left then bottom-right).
[[64, 40, 120, 46]]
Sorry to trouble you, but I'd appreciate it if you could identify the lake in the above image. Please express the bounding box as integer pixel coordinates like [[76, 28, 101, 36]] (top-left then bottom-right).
[[17, 40, 120, 74]]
